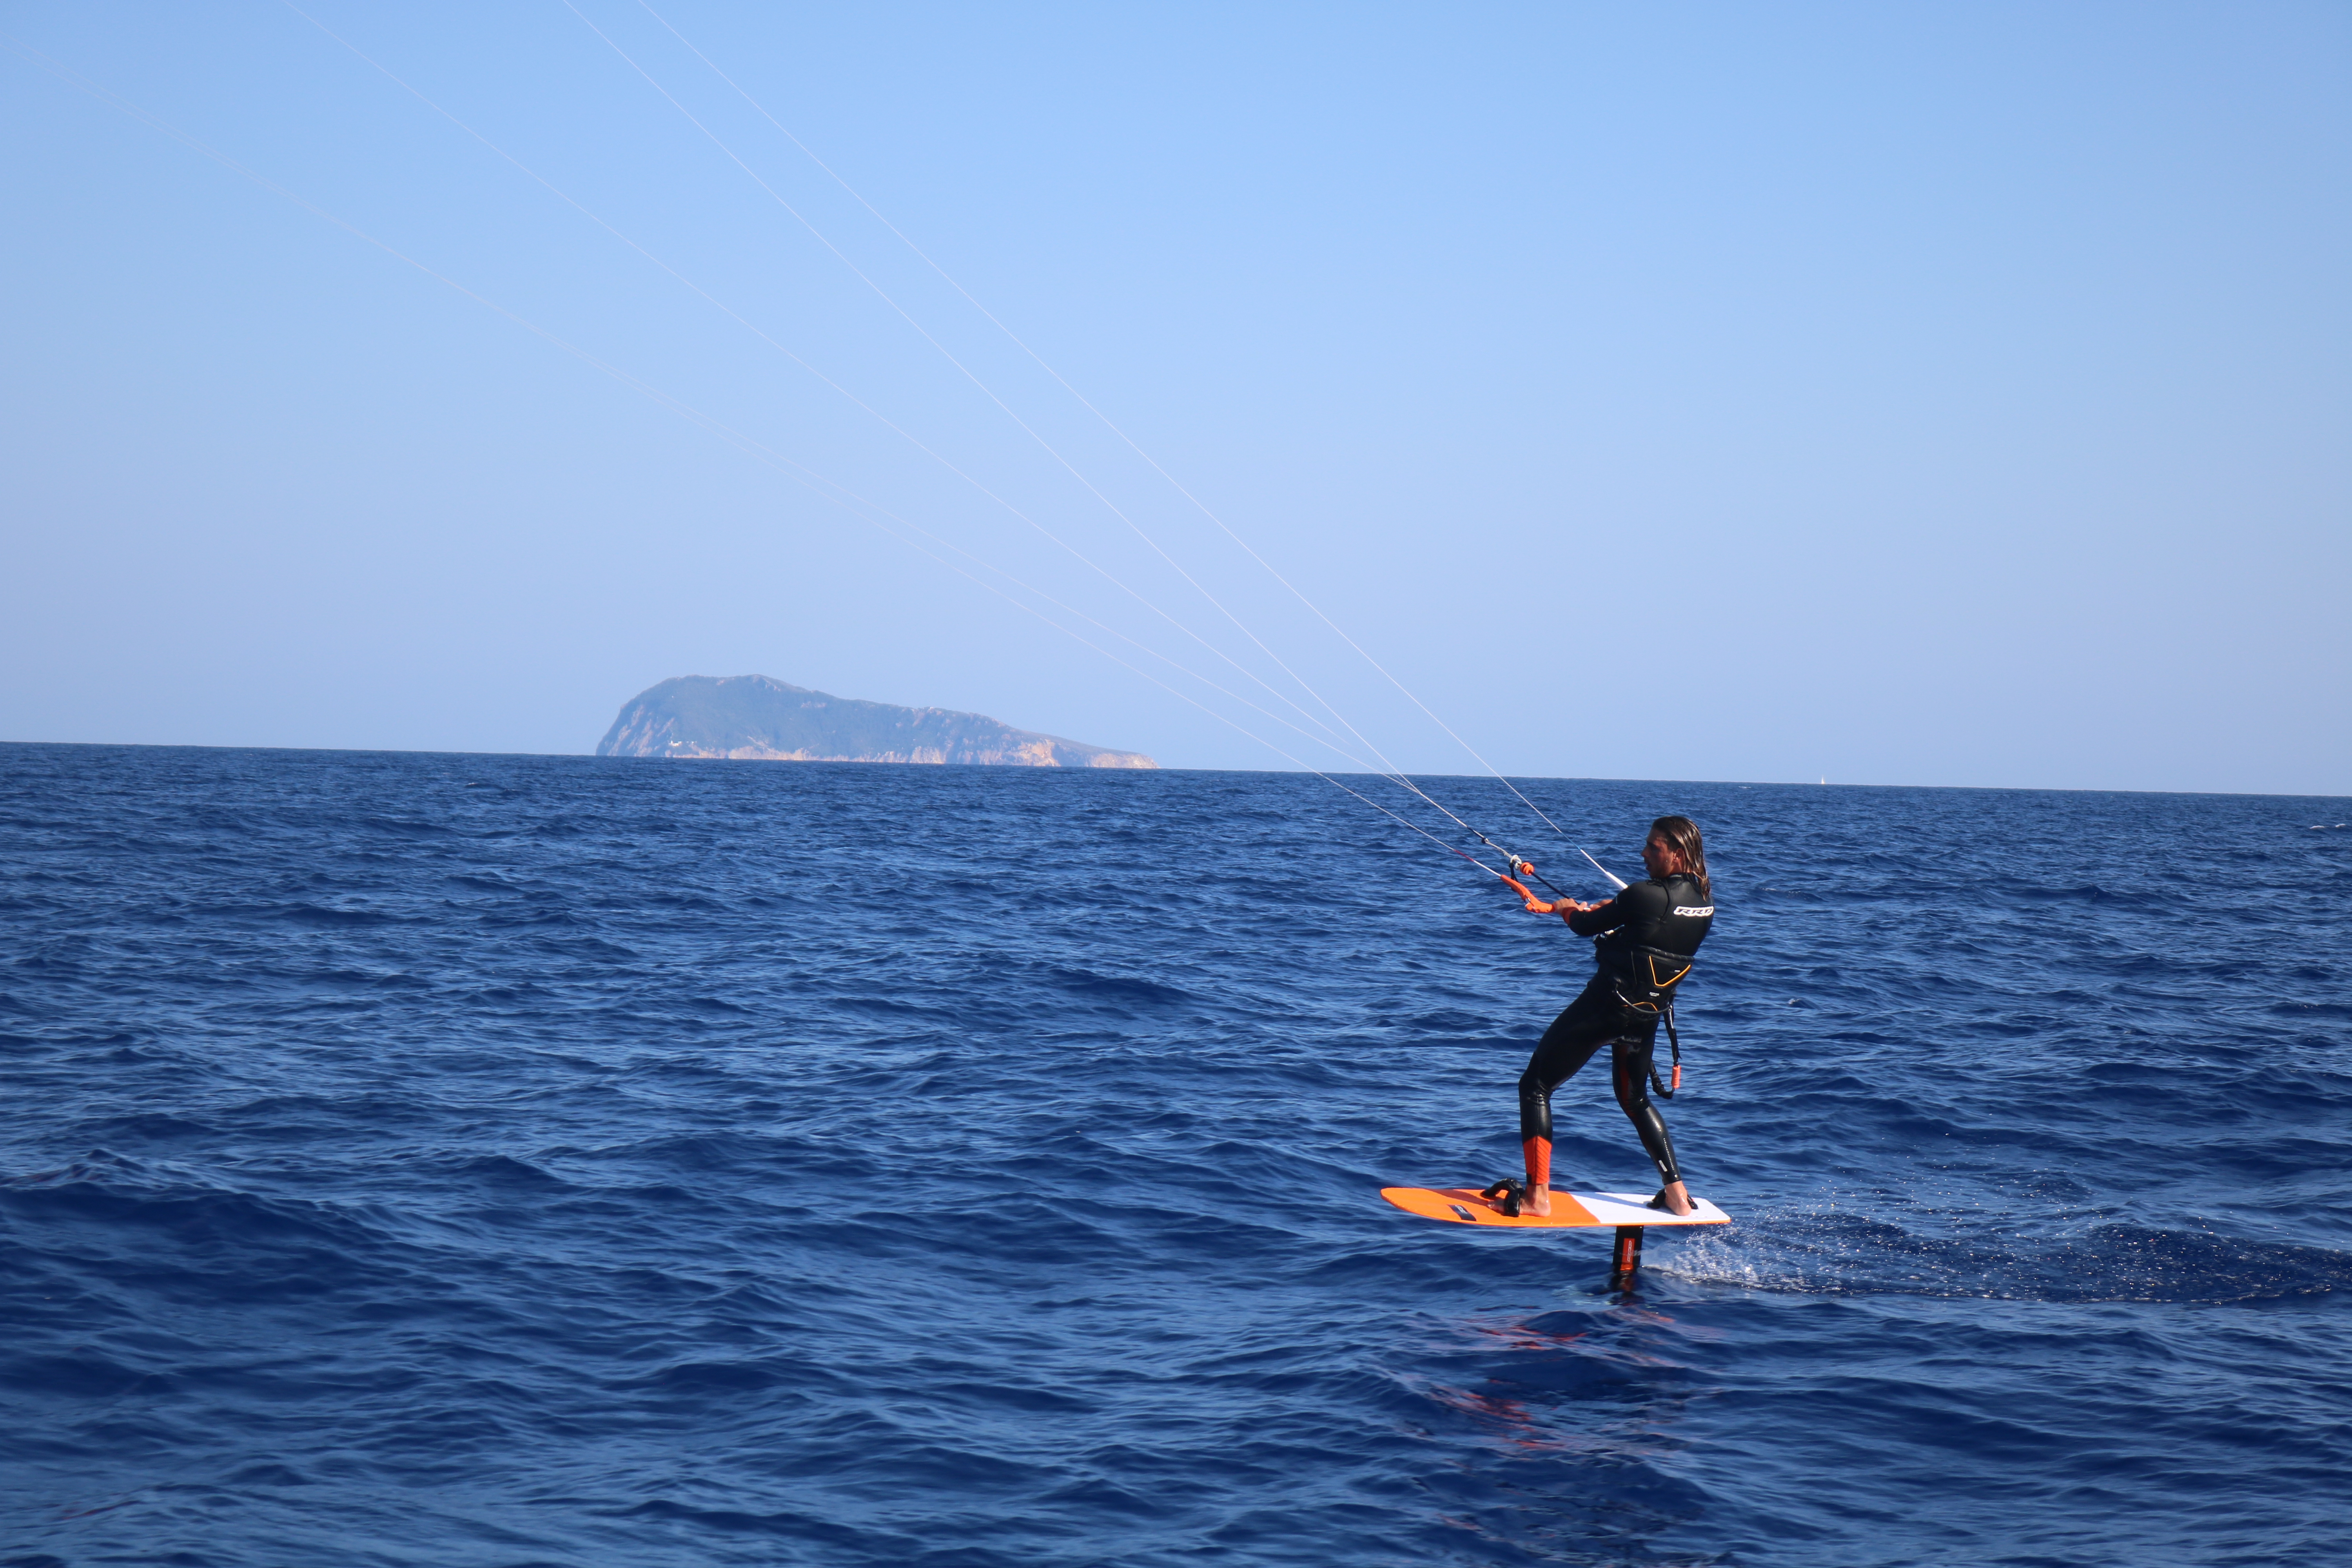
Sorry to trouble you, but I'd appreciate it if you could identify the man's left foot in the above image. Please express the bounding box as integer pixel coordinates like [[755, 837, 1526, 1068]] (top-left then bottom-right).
[[1648, 1182, 1695, 1216]]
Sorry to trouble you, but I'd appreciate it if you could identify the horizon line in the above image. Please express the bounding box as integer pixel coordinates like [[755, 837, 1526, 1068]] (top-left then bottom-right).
[[0, 738, 2343, 802]]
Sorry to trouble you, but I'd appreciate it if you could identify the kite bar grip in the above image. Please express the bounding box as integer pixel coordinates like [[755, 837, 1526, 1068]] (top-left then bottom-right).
[[1498, 875, 1548, 910]]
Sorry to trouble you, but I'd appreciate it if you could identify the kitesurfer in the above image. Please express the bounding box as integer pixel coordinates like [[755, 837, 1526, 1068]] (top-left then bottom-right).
[[1512, 817, 1713, 1218]]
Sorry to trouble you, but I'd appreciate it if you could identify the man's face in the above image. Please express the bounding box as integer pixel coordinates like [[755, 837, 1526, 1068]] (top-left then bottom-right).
[[1642, 836, 1673, 879]]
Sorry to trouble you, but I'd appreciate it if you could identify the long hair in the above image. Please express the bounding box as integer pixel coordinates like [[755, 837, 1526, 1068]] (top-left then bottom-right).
[[1649, 816, 1709, 897]]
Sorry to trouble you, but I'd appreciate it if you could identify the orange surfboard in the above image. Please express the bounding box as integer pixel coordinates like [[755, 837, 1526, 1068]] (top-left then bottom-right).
[[1380, 1186, 1731, 1229]]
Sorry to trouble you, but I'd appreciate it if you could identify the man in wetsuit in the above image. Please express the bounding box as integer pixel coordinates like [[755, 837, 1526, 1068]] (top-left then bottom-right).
[[1514, 816, 1714, 1218]]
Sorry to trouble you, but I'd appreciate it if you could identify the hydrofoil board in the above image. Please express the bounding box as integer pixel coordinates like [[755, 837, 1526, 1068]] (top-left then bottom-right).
[[1381, 1186, 1730, 1229]]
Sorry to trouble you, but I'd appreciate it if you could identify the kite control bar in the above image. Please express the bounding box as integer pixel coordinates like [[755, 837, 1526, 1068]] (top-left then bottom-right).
[[1467, 829, 1570, 902], [1495, 853, 1583, 913]]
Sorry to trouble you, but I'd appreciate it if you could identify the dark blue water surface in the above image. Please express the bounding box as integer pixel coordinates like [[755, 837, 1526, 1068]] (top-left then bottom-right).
[[4, 743, 2348, 1567]]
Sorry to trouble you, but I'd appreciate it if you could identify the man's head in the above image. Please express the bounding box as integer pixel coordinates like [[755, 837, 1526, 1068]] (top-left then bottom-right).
[[1642, 816, 1707, 890]]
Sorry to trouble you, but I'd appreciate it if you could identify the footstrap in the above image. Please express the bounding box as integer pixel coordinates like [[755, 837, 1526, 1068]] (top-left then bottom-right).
[[1478, 1177, 1525, 1218]]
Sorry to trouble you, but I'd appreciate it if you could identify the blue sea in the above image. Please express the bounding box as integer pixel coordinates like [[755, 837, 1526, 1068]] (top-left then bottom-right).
[[4, 742, 2348, 1567]]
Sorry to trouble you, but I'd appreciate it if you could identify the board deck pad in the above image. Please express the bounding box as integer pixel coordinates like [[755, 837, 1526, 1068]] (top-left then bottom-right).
[[1381, 1186, 1732, 1229]]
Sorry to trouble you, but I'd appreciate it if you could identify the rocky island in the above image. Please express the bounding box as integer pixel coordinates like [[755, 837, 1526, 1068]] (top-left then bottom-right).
[[596, 675, 1157, 768]]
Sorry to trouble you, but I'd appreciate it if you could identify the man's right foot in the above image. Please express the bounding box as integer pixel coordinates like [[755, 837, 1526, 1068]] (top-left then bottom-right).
[[1524, 1183, 1552, 1218]]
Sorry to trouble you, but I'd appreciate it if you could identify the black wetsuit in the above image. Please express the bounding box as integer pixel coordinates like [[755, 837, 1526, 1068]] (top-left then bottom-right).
[[1518, 872, 1714, 1187]]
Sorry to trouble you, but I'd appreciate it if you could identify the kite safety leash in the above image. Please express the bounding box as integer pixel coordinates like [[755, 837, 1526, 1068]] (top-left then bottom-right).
[[1650, 1002, 1685, 1100]]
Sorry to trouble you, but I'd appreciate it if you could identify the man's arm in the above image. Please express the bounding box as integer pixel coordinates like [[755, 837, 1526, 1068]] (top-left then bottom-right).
[[1562, 892, 1627, 935], [1535, 881, 1664, 934], [1523, 889, 1626, 932]]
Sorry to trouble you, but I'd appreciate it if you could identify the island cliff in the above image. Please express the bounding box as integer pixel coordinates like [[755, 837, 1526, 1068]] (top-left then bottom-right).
[[595, 675, 1158, 768]]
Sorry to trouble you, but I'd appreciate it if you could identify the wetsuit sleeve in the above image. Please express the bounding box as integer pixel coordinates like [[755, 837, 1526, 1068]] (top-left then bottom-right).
[[1568, 882, 1665, 937], [1566, 895, 1623, 937]]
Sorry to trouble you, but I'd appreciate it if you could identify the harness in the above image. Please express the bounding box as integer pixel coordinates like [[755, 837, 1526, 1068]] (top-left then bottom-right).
[[1601, 943, 1694, 1100]]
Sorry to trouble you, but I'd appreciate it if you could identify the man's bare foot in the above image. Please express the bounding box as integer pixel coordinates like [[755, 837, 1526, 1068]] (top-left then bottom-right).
[[1653, 1180, 1694, 1216], [1524, 1182, 1552, 1217]]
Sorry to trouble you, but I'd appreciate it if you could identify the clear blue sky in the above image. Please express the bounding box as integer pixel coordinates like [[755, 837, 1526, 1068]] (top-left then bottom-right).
[[4, 3, 2345, 794]]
